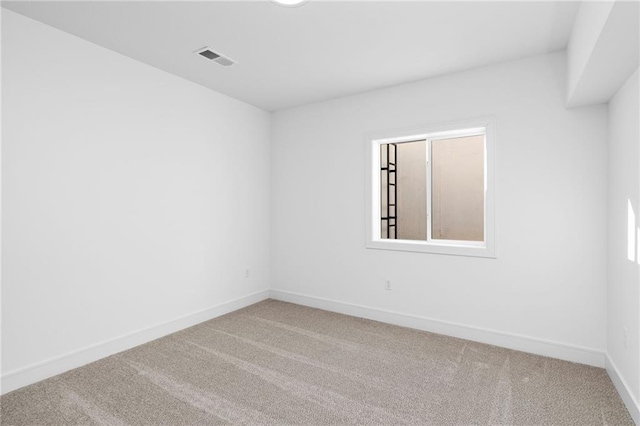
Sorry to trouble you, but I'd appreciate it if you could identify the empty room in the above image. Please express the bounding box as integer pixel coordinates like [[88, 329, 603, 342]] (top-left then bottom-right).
[[1, 0, 639, 424]]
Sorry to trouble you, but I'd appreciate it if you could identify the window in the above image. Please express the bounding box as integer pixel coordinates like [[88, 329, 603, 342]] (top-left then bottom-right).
[[366, 118, 496, 257]]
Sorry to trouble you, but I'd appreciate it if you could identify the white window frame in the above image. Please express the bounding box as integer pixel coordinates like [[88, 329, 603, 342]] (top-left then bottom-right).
[[365, 117, 496, 258]]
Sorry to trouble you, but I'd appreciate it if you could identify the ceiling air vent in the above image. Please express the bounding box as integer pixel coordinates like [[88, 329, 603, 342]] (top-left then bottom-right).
[[195, 47, 236, 67]]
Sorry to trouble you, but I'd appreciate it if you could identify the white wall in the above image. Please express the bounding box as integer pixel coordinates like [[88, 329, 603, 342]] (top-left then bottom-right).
[[607, 68, 640, 413], [2, 9, 270, 384], [271, 52, 609, 361], [566, 0, 614, 104], [566, 0, 639, 108]]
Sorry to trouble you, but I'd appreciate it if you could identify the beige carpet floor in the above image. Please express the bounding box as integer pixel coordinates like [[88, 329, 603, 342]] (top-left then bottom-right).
[[1, 300, 634, 425]]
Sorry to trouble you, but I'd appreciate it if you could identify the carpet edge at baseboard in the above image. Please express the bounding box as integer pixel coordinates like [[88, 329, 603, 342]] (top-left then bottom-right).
[[1, 289, 270, 395], [269, 289, 605, 368], [606, 354, 640, 425]]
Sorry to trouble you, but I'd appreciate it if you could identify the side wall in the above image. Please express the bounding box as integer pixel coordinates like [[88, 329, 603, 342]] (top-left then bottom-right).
[[271, 52, 609, 365], [1, 10, 271, 391], [607, 68, 640, 420]]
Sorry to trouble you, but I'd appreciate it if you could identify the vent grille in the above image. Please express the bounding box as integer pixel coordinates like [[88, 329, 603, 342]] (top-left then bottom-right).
[[195, 47, 236, 67]]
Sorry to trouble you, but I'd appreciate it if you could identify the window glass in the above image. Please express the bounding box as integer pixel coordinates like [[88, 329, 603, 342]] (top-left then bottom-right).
[[367, 119, 494, 257], [379, 135, 484, 243], [431, 135, 484, 241]]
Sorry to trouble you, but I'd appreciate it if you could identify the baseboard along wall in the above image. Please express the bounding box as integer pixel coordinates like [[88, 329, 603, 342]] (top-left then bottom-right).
[[268, 289, 605, 368], [267, 290, 640, 422], [606, 354, 640, 425], [6, 287, 638, 424], [270, 290, 640, 421], [0, 290, 270, 395]]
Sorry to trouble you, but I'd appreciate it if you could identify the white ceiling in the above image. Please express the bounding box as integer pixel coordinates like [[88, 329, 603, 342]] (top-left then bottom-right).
[[3, 1, 579, 111]]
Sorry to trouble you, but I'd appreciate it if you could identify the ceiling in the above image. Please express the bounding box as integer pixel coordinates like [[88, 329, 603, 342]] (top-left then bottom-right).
[[3, 1, 579, 111]]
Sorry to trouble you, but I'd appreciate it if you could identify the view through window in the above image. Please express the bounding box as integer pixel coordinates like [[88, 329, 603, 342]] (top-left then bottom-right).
[[380, 134, 485, 243]]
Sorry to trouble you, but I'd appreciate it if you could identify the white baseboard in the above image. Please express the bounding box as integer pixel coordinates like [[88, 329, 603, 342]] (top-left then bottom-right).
[[269, 289, 605, 368], [2, 289, 613, 401], [1, 289, 270, 395], [606, 354, 640, 425]]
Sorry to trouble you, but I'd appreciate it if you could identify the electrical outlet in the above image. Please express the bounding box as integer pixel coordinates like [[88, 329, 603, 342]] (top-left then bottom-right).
[[245, 269, 250, 279], [623, 327, 628, 349], [385, 280, 393, 291]]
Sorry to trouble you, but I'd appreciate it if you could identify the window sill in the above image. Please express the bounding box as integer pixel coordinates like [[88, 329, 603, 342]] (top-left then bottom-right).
[[366, 239, 496, 258]]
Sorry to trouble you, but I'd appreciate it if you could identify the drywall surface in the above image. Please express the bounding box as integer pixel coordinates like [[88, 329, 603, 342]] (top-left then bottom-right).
[[2, 10, 270, 376], [271, 52, 608, 353], [566, 0, 613, 103], [608, 68, 640, 407], [566, 0, 639, 107]]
